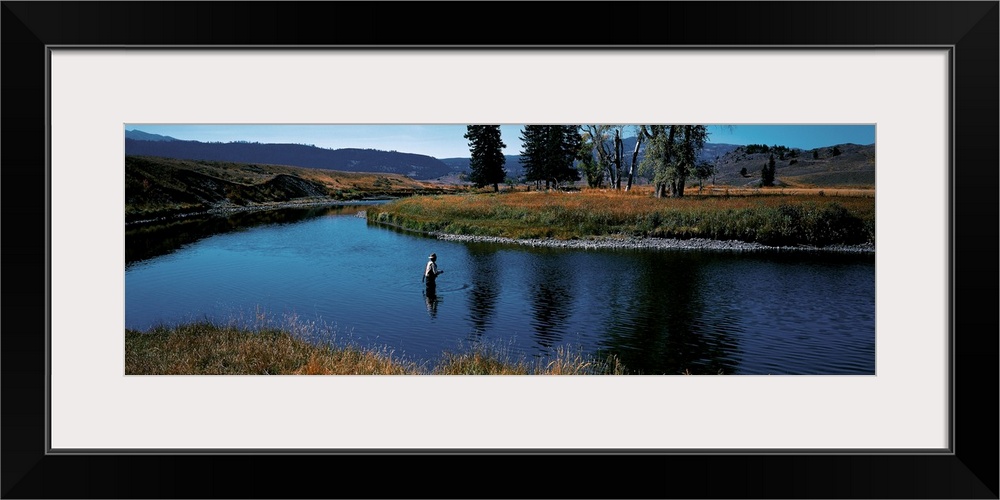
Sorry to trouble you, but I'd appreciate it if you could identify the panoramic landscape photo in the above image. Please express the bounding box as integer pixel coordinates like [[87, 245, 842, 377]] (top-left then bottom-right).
[[124, 124, 876, 375]]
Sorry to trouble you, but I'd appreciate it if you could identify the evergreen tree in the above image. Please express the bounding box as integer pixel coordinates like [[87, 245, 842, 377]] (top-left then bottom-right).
[[519, 125, 582, 190], [553, 125, 583, 185], [519, 125, 547, 189], [761, 153, 776, 187], [464, 125, 506, 192]]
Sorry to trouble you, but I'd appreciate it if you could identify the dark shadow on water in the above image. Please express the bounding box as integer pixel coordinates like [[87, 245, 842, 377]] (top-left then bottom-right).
[[597, 251, 743, 375], [125, 204, 366, 267], [524, 249, 575, 349], [465, 244, 501, 338], [423, 284, 441, 318]]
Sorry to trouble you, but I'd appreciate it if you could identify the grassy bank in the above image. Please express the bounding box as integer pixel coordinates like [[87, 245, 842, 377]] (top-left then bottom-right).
[[368, 188, 875, 247], [125, 155, 465, 223], [125, 323, 627, 375]]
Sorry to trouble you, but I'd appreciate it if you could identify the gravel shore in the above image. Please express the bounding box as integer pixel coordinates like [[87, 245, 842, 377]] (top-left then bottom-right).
[[433, 232, 875, 254], [358, 209, 875, 254]]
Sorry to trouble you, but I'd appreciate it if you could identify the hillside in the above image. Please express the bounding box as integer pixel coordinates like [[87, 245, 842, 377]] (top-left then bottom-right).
[[125, 137, 454, 180], [125, 155, 460, 222], [439, 155, 526, 180], [710, 143, 876, 188]]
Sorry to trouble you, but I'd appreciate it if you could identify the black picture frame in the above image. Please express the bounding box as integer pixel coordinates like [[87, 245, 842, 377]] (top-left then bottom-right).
[[3, 1, 997, 498]]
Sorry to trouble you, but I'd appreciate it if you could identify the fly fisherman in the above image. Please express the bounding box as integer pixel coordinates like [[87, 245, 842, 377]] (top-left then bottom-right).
[[423, 253, 444, 288]]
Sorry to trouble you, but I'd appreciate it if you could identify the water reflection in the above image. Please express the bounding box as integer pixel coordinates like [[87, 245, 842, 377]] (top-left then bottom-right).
[[465, 244, 501, 337], [525, 250, 576, 349], [125, 204, 371, 267], [423, 287, 441, 318], [599, 252, 742, 375]]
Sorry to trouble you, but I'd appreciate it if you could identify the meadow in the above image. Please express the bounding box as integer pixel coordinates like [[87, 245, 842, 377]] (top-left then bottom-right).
[[368, 186, 876, 247]]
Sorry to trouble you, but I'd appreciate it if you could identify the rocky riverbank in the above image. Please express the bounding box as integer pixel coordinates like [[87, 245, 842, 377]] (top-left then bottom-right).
[[358, 211, 875, 254], [434, 232, 875, 254]]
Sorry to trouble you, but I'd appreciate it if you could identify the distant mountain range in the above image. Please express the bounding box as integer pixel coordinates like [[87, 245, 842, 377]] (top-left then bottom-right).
[[125, 129, 873, 187], [125, 130, 453, 180], [126, 129, 180, 141]]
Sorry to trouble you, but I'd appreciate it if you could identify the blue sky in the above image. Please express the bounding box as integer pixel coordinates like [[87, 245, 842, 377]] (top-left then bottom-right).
[[706, 125, 875, 151], [127, 124, 875, 159]]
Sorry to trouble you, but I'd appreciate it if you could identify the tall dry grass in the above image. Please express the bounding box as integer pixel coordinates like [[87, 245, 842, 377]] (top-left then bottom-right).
[[125, 323, 628, 375], [125, 322, 415, 375], [368, 189, 875, 246]]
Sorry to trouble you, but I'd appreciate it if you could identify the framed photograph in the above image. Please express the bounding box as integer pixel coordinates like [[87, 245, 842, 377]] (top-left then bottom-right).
[[4, 1, 996, 498]]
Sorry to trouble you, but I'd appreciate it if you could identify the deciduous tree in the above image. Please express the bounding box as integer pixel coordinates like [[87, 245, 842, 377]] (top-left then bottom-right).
[[577, 138, 604, 188], [638, 125, 675, 198], [638, 125, 708, 198], [581, 125, 632, 190], [694, 161, 714, 192]]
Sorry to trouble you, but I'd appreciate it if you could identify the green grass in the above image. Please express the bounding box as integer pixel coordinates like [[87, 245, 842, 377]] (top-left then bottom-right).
[[368, 189, 876, 247], [125, 322, 628, 375]]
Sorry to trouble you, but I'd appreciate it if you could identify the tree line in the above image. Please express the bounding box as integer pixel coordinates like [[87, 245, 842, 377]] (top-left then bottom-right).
[[464, 124, 714, 198]]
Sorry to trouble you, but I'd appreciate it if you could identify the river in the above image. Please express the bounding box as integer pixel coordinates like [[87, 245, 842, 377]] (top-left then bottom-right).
[[124, 203, 876, 375]]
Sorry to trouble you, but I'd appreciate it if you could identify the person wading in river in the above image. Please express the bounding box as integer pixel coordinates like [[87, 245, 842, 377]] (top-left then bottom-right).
[[423, 253, 444, 290]]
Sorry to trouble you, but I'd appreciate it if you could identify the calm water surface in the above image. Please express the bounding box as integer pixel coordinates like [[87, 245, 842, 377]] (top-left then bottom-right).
[[125, 204, 876, 375]]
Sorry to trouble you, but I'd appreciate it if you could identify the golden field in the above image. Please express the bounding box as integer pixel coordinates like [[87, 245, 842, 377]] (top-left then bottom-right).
[[369, 187, 876, 247]]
